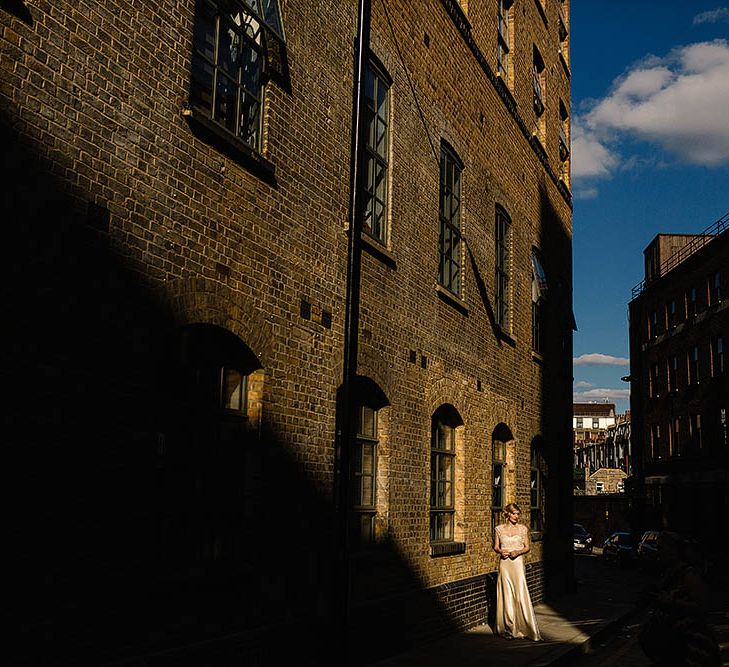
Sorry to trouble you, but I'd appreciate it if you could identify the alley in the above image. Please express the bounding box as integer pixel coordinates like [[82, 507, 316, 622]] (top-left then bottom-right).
[[369, 551, 651, 666]]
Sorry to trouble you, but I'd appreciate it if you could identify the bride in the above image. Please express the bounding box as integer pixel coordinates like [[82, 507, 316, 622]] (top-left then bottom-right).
[[493, 502, 541, 640]]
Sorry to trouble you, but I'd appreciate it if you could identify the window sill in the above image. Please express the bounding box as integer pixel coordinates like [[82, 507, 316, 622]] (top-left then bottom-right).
[[444, 0, 472, 32], [497, 326, 516, 347], [530, 134, 548, 162], [530, 530, 544, 542], [361, 232, 397, 269], [183, 106, 276, 184], [557, 178, 572, 203], [430, 541, 466, 558], [495, 74, 516, 107], [559, 50, 571, 78], [436, 284, 469, 315], [531, 350, 544, 364]]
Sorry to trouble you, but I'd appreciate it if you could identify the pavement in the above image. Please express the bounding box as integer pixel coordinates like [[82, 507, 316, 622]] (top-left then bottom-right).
[[368, 550, 653, 667]]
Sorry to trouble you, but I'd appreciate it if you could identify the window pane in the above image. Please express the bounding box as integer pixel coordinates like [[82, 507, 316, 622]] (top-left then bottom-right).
[[215, 73, 238, 132], [443, 480, 452, 507], [218, 19, 241, 76], [352, 442, 363, 475], [438, 454, 453, 483], [361, 475, 373, 506], [373, 200, 385, 241], [376, 118, 387, 157], [241, 46, 262, 94], [374, 162, 387, 204], [239, 91, 260, 146], [365, 105, 376, 150], [193, 3, 217, 62], [365, 66, 375, 109], [377, 79, 388, 117], [362, 443, 374, 474], [352, 512, 374, 547], [451, 263, 460, 295], [442, 513, 453, 540], [431, 512, 453, 541], [358, 405, 376, 438], [361, 513, 374, 543], [191, 56, 215, 113], [438, 422, 454, 451], [494, 439, 505, 461], [353, 478, 362, 505], [222, 367, 245, 411]]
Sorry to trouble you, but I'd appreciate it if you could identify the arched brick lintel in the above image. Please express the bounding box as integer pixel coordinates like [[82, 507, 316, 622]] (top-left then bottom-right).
[[160, 277, 274, 366], [425, 376, 470, 422], [356, 346, 395, 404]]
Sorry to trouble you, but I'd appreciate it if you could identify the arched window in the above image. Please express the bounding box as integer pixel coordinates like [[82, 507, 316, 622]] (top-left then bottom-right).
[[492, 423, 513, 534], [352, 403, 378, 546], [530, 438, 547, 534], [165, 324, 264, 568], [350, 377, 389, 549], [430, 405, 464, 546]]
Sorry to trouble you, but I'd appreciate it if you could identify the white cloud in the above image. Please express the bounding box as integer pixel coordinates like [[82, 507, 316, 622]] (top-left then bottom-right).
[[584, 40, 729, 167], [574, 381, 594, 388], [573, 388, 631, 401], [573, 353, 630, 366], [571, 122, 619, 179], [573, 185, 599, 200], [694, 8, 729, 24]]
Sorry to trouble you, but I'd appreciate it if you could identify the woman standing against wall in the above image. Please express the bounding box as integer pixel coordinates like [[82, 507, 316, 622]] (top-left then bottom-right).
[[493, 502, 541, 640]]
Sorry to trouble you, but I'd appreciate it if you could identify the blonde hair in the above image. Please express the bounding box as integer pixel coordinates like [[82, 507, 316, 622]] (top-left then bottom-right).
[[504, 502, 521, 516]]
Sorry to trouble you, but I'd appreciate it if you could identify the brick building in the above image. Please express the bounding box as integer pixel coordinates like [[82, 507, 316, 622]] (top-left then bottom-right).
[[2, 0, 573, 664], [628, 214, 729, 540], [573, 405, 631, 494]]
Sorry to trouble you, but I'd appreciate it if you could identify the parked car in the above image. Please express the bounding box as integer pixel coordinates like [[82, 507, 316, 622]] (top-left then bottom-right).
[[637, 530, 661, 565], [602, 531, 636, 565], [637, 530, 707, 573], [573, 523, 593, 554]]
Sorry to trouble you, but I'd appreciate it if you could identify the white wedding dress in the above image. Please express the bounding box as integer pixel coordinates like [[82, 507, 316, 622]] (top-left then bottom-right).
[[495, 524, 541, 640]]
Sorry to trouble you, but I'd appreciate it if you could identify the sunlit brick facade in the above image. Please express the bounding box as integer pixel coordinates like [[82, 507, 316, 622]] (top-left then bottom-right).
[[3, 1, 573, 663]]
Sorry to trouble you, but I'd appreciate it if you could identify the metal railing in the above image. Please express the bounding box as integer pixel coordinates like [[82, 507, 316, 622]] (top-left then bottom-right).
[[631, 210, 729, 299]]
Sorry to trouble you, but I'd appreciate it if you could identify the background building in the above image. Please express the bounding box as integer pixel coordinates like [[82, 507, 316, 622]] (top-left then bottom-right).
[[2, 0, 573, 664], [573, 402, 616, 490], [628, 213, 729, 540]]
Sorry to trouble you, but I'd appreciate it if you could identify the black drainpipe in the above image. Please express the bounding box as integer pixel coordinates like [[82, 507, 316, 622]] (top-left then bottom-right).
[[335, 0, 371, 661]]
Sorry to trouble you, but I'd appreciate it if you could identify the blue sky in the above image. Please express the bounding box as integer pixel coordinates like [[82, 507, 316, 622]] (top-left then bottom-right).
[[570, 1, 729, 414]]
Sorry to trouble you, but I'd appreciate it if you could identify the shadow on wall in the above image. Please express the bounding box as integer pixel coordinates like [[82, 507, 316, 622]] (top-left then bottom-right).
[[0, 0, 33, 25], [536, 180, 575, 601], [1, 112, 463, 665]]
